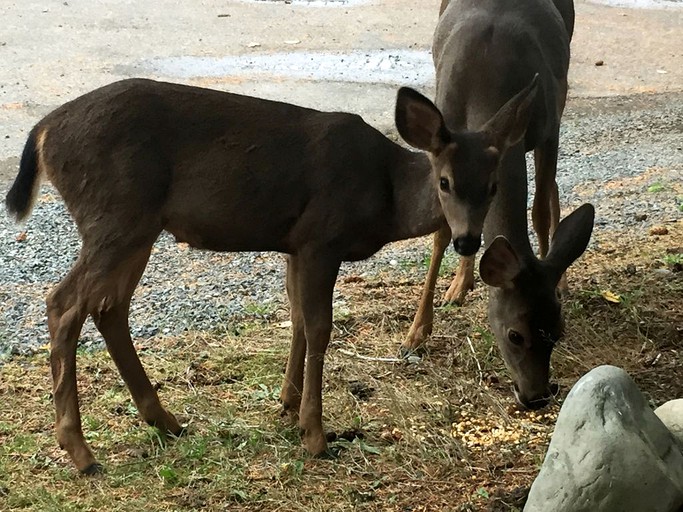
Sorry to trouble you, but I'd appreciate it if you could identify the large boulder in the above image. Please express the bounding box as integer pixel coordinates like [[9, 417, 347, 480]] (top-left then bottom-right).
[[656, 399, 683, 449], [525, 365, 683, 512]]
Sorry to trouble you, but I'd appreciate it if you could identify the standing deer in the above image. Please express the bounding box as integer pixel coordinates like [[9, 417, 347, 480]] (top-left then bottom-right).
[[5, 78, 561, 473], [402, 0, 577, 354], [396, 0, 592, 407]]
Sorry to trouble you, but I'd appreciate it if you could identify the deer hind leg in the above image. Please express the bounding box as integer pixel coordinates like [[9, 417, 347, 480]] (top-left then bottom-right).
[[46, 259, 94, 474], [532, 134, 568, 295], [91, 245, 182, 437], [280, 255, 306, 425], [402, 223, 451, 353], [532, 135, 560, 259], [294, 249, 339, 456]]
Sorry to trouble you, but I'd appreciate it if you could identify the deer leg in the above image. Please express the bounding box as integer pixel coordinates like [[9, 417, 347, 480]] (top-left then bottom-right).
[[442, 255, 475, 305], [91, 246, 182, 436], [533, 134, 568, 295], [402, 223, 451, 353], [550, 179, 569, 295], [296, 251, 339, 456], [46, 260, 96, 474], [280, 255, 306, 425], [532, 135, 559, 259]]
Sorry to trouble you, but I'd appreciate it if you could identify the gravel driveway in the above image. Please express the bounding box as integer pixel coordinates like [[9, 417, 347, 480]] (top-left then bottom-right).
[[1, 0, 681, 356]]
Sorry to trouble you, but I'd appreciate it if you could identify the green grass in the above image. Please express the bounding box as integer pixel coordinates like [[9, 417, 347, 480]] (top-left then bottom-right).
[[0, 222, 681, 511]]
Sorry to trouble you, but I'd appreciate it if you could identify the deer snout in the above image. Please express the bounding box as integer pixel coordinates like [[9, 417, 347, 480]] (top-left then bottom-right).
[[453, 234, 482, 256], [513, 382, 559, 410]]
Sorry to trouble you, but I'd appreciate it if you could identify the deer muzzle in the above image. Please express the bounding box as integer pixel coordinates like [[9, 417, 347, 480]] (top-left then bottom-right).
[[452, 234, 482, 256], [513, 382, 559, 410]]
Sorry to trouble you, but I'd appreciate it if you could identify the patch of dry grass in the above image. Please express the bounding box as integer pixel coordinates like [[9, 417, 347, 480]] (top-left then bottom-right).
[[0, 220, 681, 511]]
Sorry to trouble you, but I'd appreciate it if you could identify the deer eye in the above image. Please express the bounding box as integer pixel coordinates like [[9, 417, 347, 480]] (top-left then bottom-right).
[[507, 329, 524, 346], [439, 177, 450, 192], [490, 183, 498, 197]]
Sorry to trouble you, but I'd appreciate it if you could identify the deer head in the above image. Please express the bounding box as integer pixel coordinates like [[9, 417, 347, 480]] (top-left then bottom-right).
[[479, 203, 595, 408], [394, 76, 538, 256]]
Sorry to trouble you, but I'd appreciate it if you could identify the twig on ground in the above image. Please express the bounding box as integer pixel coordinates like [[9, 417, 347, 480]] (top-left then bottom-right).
[[337, 348, 402, 363], [466, 336, 484, 385]]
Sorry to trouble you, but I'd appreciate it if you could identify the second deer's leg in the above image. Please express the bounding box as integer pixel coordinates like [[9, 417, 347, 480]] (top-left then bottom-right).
[[442, 255, 475, 305], [280, 255, 306, 424], [295, 250, 339, 456], [402, 223, 451, 352], [532, 134, 568, 294], [47, 259, 97, 474], [92, 246, 182, 436], [532, 135, 560, 259]]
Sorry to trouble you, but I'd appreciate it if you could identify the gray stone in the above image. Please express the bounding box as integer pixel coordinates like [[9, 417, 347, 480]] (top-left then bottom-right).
[[656, 399, 683, 449], [525, 365, 683, 512]]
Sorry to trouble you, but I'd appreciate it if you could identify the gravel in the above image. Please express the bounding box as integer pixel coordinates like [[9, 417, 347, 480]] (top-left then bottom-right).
[[1, 92, 681, 358]]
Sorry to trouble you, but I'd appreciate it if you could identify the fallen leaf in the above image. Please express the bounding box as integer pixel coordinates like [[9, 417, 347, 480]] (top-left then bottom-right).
[[649, 226, 669, 236], [601, 290, 622, 303]]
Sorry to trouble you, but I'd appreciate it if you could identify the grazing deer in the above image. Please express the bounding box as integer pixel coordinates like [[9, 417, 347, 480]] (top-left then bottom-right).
[[5, 78, 547, 473], [402, 0, 577, 353]]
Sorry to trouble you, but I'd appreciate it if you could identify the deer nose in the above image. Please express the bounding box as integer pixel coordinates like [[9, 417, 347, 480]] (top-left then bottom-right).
[[453, 235, 481, 256]]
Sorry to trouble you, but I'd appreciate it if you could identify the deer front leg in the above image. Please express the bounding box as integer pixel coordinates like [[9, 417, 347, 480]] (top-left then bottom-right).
[[402, 223, 451, 353], [442, 255, 475, 305], [280, 256, 306, 425], [295, 252, 339, 456]]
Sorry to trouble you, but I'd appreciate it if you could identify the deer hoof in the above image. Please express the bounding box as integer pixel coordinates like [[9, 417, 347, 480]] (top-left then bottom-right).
[[442, 284, 471, 305], [401, 326, 431, 355], [398, 344, 426, 360], [80, 462, 105, 476], [302, 429, 328, 456], [280, 406, 299, 425]]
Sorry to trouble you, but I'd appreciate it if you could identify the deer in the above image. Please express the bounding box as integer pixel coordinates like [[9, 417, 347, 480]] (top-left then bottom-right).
[[4, 77, 569, 474], [402, 0, 578, 357]]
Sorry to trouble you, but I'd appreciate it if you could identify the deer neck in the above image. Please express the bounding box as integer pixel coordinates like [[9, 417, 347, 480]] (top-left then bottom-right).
[[484, 143, 533, 258], [389, 147, 445, 241]]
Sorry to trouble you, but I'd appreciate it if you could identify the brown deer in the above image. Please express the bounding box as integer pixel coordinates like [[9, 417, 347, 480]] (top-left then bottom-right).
[[5, 78, 550, 473], [402, 0, 577, 352]]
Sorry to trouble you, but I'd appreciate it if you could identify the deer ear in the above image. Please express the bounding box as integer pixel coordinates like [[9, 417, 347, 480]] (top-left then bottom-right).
[[480, 236, 522, 289], [483, 74, 539, 150], [545, 203, 595, 279], [395, 87, 449, 154]]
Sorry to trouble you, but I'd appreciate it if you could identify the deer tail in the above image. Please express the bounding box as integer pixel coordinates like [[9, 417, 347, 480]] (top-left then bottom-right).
[[5, 126, 44, 222]]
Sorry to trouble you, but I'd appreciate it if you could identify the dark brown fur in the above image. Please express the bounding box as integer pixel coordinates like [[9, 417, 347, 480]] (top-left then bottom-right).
[[7, 78, 450, 473]]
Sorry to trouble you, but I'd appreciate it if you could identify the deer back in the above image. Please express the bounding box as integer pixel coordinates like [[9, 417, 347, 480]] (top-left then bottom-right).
[[28, 79, 430, 260]]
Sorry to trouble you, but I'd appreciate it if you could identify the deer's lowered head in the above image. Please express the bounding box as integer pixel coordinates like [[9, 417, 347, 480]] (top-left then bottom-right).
[[480, 203, 595, 409], [395, 76, 539, 257]]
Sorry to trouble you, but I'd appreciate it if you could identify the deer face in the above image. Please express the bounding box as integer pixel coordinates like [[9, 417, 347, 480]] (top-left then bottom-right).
[[486, 267, 563, 408], [394, 76, 538, 257], [480, 205, 595, 409], [428, 134, 500, 256]]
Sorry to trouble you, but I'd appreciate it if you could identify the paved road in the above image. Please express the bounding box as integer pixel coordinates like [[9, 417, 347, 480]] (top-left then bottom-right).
[[0, 0, 681, 169]]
